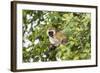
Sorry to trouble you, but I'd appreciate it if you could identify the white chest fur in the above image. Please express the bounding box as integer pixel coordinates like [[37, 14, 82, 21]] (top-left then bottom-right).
[[49, 37, 60, 46]]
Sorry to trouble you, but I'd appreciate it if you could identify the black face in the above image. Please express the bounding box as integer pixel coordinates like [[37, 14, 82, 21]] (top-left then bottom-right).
[[48, 31, 54, 37]]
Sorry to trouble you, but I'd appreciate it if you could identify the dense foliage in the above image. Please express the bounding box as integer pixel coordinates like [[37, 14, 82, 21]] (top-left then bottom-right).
[[22, 10, 91, 62]]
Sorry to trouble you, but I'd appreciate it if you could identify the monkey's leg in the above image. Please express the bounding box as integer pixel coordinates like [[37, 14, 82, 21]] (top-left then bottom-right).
[[44, 44, 56, 57], [49, 44, 57, 50]]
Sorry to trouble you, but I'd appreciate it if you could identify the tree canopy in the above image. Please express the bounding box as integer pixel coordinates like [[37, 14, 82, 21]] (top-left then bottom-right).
[[22, 10, 91, 62]]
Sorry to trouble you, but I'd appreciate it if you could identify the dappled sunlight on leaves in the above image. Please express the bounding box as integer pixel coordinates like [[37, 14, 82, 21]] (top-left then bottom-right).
[[22, 10, 91, 62]]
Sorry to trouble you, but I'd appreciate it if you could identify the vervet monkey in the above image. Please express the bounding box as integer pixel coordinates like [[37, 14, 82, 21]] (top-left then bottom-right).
[[47, 27, 67, 47], [44, 27, 67, 57]]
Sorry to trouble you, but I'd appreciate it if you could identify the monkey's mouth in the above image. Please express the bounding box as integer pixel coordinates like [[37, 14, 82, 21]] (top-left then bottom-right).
[[48, 31, 54, 37]]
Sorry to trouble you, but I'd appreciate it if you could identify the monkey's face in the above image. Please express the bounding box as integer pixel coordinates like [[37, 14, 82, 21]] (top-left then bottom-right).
[[47, 28, 67, 46], [48, 31, 54, 37], [47, 29, 55, 38]]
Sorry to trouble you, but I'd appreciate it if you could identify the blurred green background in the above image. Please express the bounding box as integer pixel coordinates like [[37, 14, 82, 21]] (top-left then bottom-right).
[[22, 10, 91, 62]]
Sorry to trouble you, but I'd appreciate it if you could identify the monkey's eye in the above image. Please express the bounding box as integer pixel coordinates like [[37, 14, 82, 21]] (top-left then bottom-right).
[[48, 31, 53, 37]]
